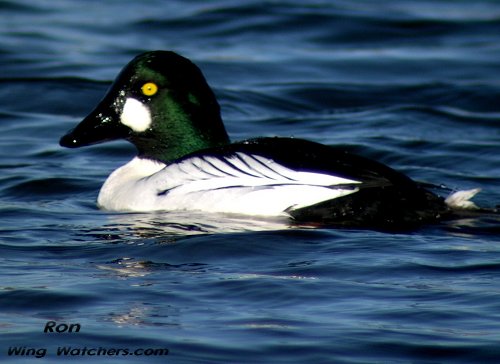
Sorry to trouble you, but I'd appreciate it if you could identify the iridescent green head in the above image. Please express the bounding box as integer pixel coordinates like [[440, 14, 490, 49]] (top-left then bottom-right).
[[60, 51, 230, 163]]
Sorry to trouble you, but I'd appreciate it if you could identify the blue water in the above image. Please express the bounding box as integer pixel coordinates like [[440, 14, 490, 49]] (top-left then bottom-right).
[[1, 1, 500, 363]]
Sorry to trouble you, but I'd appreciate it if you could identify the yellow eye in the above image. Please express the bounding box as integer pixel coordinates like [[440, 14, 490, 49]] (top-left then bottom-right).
[[141, 82, 158, 96]]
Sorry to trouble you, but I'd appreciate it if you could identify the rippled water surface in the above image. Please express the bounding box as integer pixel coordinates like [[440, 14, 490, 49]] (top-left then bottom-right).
[[1, 1, 500, 363]]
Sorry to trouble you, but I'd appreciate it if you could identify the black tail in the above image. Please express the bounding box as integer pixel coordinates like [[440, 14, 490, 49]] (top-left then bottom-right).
[[289, 185, 499, 232]]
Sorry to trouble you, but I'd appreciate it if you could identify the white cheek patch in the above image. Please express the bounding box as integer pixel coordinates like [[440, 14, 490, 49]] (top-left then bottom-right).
[[120, 98, 152, 132]]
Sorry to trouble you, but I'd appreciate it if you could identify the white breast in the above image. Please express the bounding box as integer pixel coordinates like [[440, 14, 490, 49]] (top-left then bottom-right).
[[97, 153, 361, 216]]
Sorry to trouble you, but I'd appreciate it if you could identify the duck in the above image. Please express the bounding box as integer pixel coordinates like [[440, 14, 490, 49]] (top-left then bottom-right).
[[60, 50, 485, 229]]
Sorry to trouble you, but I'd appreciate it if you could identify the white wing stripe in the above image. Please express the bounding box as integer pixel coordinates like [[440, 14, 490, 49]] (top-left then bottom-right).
[[225, 153, 266, 178], [201, 156, 238, 177], [251, 154, 297, 179], [98, 156, 363, 214], [232, 153, 291, 180], [190, 158, 224, 178], [233, 153, 273, 178], [160, 153, 361, 190], [246, 153, 296, 180]]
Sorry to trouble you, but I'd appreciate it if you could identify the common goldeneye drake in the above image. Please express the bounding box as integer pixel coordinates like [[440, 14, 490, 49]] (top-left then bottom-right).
[[60, 51, 484, 229]]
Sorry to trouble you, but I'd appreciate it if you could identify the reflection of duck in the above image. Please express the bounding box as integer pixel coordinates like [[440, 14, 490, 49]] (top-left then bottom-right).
[[100, 211, 292, 238], [60, 51, 485, 229]]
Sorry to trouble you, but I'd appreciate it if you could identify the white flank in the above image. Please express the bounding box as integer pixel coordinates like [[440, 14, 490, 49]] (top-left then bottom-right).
[[120, 98, 152, 132], [97, 154, 362, 216], [445, 188, 481, 209]]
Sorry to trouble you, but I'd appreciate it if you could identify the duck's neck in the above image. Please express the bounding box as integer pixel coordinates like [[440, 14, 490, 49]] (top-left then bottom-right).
[[131, 100, 230, 164]]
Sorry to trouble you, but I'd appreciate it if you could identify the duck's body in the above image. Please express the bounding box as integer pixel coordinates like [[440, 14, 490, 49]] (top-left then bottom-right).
[[96, 137, 453, 227], [60, 51, 486, 229]]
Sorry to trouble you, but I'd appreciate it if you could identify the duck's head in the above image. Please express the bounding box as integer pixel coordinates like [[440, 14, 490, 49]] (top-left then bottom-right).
[[60, 51, 230, 163]]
